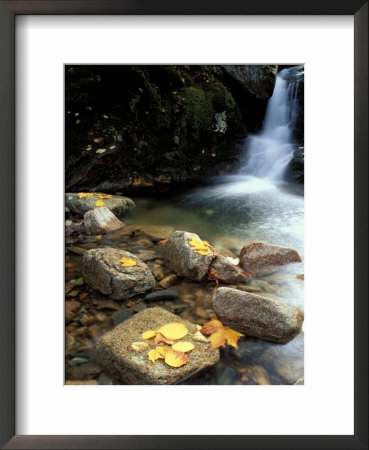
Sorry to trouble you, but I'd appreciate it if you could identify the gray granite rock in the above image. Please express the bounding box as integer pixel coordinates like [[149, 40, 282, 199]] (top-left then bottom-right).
[[212, 287, 304, 343], [65, 193, 135, 217], [210, 254, 246, 284], [84, 207, 124, 235], [239, 242, 302, 275], [82, 248, 155, 300], [162, 231, 214, 281], [96, 307, 220, 384]]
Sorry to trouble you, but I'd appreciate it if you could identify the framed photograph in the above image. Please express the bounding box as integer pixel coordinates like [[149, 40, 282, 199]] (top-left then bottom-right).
[[1, 1, 367, 449]]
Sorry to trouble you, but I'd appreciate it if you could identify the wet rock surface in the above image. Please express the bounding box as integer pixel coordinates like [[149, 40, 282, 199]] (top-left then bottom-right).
[[210, 254, 245, 284], [82, 248, 155, 299], [84, 207, 125, 235], [96, 307, 220, 384], [65, 193, 135, 217], [162, 231, 214, 281], [239, 242, 302, 275], [212, 287, 304, 343], [222, 65, 278, 99]]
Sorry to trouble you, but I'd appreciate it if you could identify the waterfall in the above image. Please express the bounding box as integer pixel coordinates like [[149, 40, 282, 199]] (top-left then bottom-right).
[[241, 65, 303, 181]]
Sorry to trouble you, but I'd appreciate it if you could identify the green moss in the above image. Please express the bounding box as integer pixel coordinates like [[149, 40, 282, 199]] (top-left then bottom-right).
[[203, 82, 236, 111], [179, 87, 214, 141]]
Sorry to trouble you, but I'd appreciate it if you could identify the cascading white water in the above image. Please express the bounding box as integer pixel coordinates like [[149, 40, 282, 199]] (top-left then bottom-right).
[[240, 66, 303, 181]]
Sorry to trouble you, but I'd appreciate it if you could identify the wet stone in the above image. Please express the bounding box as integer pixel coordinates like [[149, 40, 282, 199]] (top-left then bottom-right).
[[84, 207, 125, 235], [96, 307, 220, 385], [82, 248, 155, 300], [145, 290, 179, 301], [212, 287, 304, 344], [65, 192, 135, 218], [162, 231, 214, 282], [239, 241, 302, 275]]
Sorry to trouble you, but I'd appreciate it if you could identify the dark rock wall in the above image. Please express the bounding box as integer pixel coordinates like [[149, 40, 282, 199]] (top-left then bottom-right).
[[65, 65, 278, 192]]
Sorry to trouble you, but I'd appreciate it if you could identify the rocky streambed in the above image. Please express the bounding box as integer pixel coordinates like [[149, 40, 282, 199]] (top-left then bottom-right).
[[65, 187, 304, 386]]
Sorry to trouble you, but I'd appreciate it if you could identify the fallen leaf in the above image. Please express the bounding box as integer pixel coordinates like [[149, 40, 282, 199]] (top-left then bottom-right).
[[155, 346, 171, 358], [224, 327, 244, 349], [187, 235, 214, 256], [75, 119, 80, 124], [171, 342, 194, 353], [156, 239, 168, 245], [200, 319, 223, 335], [154, 332, 175, 345], [129, 341, 149, 352], [208, 267, 227, 281], [95, 199, 105, 207], [207, 328, 227, 349], [142, 330, 156, 340], [96, 193, 112, 199], [147, 346, 171, 363], [201, 319, 244, 349], [120, 257, 137, 267], [165, 349, 188, 367], [158, 322, 188, 340], [148, 349, 161, 364], [192, 331, 209, 343], [78, 192, 94, 198], [211, 153, 216, 157]]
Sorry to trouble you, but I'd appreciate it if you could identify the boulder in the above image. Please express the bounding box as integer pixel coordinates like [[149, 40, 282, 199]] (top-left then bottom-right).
[[210, 254, 245, 284], [288, 147, 304, 183], [222, 65, 278, 99], [239, 242, 302, 274], [162, 231, 214, 281], [65, 193, 135, 217], [84, 207, 124, 235], [212, 287, 304, 343], [82, 248, 155, 300], [96, 307, 220, 384]]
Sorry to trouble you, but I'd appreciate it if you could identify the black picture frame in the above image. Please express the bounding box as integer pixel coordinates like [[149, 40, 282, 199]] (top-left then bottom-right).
[[0, 1, 367, 449]]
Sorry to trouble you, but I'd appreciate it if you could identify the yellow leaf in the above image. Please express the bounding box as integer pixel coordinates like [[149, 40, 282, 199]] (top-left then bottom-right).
[[93, 138, 100, 143], [207, 328, 226, 349], [171, 342, 194, 353], [165, 349, 188, 367], [142, 330, 156, 340], [95, 199, 105, 207], [224, 327, 244, 349], [161, 108, 166, 112], [147, 346, 171, 363], [96, 193, 113, 199], [78, 192, 94, 198], [120, 257, 137, 267], [154, 332, 175, 345], [201, 319, 244, 349], [187, 235, 214, 256], [148, 349, 161, 364], [155, 346, 171, 358], [158, 322, 188, 340], [75, 119, 80, 124]]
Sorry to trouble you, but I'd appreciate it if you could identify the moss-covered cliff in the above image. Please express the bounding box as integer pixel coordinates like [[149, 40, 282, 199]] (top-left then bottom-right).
[[65, 65, 277, 192]]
